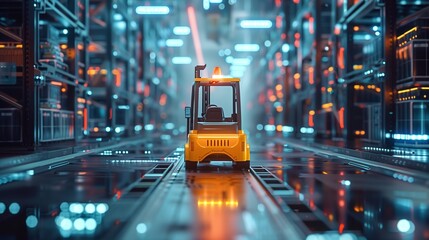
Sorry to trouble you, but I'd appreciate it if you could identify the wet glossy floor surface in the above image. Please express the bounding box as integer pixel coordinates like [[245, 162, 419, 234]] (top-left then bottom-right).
[[0, 135, 428, 239]]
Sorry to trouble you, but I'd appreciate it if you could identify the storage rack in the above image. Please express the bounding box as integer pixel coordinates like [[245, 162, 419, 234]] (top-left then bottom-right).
[[87, 0, 142, 138], [231, 1, 285, 132], [137, 5, 182, 134], [0, 0, 184, 150], [35, 0, 90, 143], [394, 8, 429, 147], [0, 0, 90, 148], [281, 0, 429, 148]]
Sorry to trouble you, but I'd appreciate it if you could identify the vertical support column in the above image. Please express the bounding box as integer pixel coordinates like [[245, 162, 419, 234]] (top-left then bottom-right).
[[345, 25, 355, 146], [67, 24, 78, 141], [82, 0, 90, 139], [106, 0, 114, 137], [382, 0, 396, 148], [125, 1, 133, 137], [314, 0, 322, 127], [23, 0, 35, 149]]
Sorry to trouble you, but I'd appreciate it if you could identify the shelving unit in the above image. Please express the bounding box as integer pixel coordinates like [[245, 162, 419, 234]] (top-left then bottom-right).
[[0, 0, 182, 150], [281, 0, 429, 148], [35, 0, 90, 143], [87, 0, 132, 138], [233, 1, 285, 132], [394, 8, 429, 147]]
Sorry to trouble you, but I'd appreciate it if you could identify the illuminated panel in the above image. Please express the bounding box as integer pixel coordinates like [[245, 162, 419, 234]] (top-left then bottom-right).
[[51, 81, 63, 87], [136, 6, 170, 15], [173, 26, 191, 35], [187, 6, 205, 65], [165, 39, 184, 47], [240, 20, 273, 29], [322, 102, 333, 109], [234, 44, 260, 52], [338, 107, 344, 129], [309, 17, 314, 34], [309, 110, 315, 127], [172, 57, 192, 64], [338, 47, 345, 69]]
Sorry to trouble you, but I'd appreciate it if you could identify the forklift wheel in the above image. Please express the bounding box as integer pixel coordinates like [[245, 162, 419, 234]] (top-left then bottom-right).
[[234, 161, 250, 170], [185, 161, 198, 170]]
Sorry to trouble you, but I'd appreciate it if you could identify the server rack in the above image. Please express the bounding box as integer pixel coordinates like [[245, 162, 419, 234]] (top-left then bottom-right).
[[281, 0, 429, 148], [0, 0, 152, 150], [87, 0, 141, 138], [281, 0, 328, 138], [395, 7, 429, 147], [0, 0, 89, 149], [241, 1, 285, 133]]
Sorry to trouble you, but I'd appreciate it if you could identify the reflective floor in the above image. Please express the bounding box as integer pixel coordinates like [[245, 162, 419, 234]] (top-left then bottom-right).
[[0, 135, 428, 239]]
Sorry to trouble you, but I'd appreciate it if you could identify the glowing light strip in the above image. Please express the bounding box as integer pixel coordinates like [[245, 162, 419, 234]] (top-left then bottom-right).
[[135, 6, 170, 15], [240, 20, 273, 29], [172, 57, 192, 64], [322, 102, 333, 109], [50, 81, 63, 86], [165, 39, 184, 47], [173, 26, 191, 35], [234, 44, 260, 52], [398, 87, 420, 94], [187, 6, 205, 65], [397, 27, 417, 40]]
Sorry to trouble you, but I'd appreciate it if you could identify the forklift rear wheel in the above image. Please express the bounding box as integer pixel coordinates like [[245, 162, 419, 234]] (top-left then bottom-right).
[[185, 161, 198, 170], [234, 161, 250, 170]]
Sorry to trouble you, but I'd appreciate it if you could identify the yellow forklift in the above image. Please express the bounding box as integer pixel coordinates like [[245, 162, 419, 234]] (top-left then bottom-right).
[[184, 65, 250, 170]]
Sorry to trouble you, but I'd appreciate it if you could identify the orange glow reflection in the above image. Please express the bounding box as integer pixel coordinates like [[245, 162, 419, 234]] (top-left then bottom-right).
[[190, 172, 245, 240]]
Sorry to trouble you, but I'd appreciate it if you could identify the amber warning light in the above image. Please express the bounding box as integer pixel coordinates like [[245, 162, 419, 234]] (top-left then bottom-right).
[[212, 66, 223, 78]]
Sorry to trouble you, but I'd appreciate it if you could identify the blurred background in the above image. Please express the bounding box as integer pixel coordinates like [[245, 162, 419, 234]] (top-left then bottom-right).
[[0, 0, 428, 150], [0, 1, 429, 239]]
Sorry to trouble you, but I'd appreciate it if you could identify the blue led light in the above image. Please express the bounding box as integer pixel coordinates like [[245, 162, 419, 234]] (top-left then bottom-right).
[[85, 218, 97, 231], [9, 202, 20, 214], [85, 203, 95, 214], [0, 202, 5, 214], [26, 215, 38, 228], [60, 218, 73, 231], [397, 219, 414, 233], [136, 223, 147, 234], [74, 218, 85, 231], [173, 26, 191, 35], [96, 203, 108, 214]]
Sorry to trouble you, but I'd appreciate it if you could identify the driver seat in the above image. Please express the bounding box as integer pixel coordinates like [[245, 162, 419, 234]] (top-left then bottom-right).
[[204, 106, 225, 122]]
